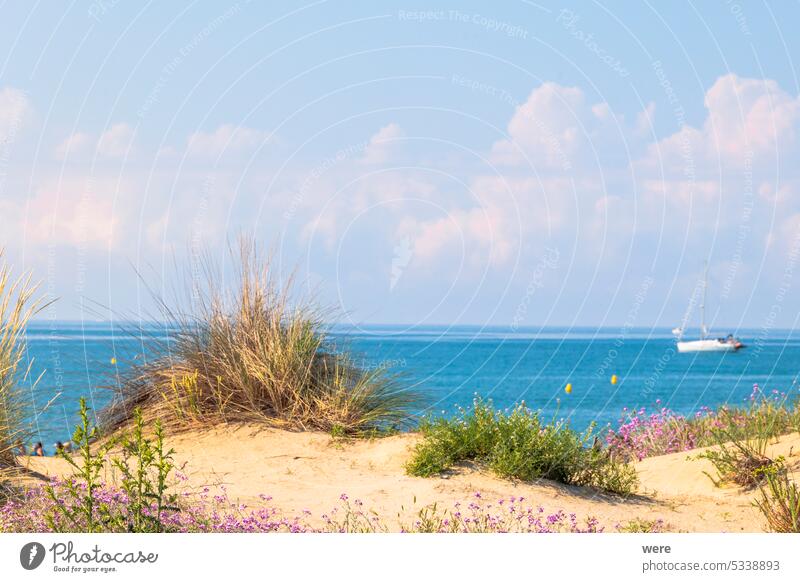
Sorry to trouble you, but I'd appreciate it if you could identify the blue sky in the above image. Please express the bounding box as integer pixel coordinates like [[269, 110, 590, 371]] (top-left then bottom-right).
[[2, 1, 800, 330]]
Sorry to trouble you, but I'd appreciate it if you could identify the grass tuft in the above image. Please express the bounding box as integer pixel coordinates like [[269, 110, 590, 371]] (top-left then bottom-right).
[[754, 472, 800, 533], [616, 518, 666, 533], [699, 404, 787, 489], [406, 398, 638, 495], [101, 239, 417, 436], [0, 250, 47, 473]]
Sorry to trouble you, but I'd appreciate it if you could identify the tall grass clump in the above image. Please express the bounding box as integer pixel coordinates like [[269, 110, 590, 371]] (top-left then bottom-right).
[[754, 473, 800, 533], [0, 250, 46, 474], [699, 391, 789, 489], [406, 398, 638, 495], [102, 239, 416, 435]]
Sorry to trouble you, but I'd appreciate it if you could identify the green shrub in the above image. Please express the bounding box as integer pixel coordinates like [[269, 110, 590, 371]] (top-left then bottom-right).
[[111, 408, 178, 532], [405, 400, 498, 476], [46, 398, 109, 532], [46, 398, 178, 533], [407, 399, 638, 495]]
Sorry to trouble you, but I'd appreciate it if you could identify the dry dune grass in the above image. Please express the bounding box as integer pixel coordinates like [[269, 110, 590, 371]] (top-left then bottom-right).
[[102, 240, 418, 436], [0, 250, 48, 472]]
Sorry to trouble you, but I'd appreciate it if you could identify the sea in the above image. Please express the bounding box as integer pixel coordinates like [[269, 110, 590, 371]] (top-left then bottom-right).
[[20, 321, 800, 449]]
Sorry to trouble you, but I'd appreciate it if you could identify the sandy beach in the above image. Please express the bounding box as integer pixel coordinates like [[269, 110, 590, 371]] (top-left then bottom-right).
[[16, 426, 800, 532]]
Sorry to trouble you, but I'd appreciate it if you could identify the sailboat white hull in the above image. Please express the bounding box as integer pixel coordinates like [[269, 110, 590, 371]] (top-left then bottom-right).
[[674, 263, 744, 354], [676, 339, 741, 353]]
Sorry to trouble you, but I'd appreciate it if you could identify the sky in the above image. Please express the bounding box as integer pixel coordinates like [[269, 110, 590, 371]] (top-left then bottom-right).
[[1, 1, 800, 331]]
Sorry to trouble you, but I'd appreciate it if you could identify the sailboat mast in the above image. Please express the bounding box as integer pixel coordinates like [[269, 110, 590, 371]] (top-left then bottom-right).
[[701, 261, 708, 340]]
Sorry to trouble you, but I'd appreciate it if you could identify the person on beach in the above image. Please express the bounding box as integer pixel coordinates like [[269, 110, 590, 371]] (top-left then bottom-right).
[[32, 442, 45, 457], [54, 441, 64, 454]]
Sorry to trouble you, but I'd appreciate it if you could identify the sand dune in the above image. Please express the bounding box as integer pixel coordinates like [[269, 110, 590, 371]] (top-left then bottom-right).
[[18, 427, 800, 532]]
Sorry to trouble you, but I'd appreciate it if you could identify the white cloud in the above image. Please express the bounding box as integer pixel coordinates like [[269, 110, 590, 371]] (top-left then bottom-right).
[[55, 132, 92, 160], [704, 74, 800, 158], [359, 123, 404, 164], [294, 75, 800, 292], [8, 74, 800, 324], [631, 73, 800, 253], [54, 123, 135, 161], [16, 176, 120, 247], [640, 74, 800, 176], [407, 205, 515, 268], [186, 124, 270, 158], [635, 102, 656, 136], [97, 123, 135, 158], [491, 83, 589, 169]]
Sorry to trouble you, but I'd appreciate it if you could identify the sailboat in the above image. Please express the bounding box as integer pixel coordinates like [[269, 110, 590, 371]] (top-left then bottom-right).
[[673, 262, 744, 353]]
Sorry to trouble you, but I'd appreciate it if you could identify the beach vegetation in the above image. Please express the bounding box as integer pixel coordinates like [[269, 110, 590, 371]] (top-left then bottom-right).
[[3, 481, 607, 533], [691, 386, 790, 489], [2, 398, 609, 534], [406, 398, 638, 495], [101, 239, 417, 436], [45, 398, 179, 533], [606, 386, 800, 462], [700, 445, 783, 489], [394, 493, 603, 533], [46, 397, 110, 532], [615, 518, 666, 533], [0, 251, 47, 477], [754, 472, 800, 533], [698, 402, 787, 489]]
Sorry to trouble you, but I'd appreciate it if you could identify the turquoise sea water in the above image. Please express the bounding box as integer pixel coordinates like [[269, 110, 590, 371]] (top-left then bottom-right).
[[21, 322, 800, 450]]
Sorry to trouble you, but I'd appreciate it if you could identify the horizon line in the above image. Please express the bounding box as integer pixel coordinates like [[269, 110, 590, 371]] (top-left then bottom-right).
[[24, 319, 800, 333]]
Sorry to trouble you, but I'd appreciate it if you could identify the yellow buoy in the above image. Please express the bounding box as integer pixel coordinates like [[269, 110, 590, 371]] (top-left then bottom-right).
[[611, 374, 618, 385], [565, 383, 572, 394], [110, 357, 117, 365]]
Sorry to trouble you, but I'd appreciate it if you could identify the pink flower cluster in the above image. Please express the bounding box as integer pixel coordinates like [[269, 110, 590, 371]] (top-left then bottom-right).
[[0, 480, 309, 533], [605, 401, 714, 462], [324, 493, 604, 533], [0, 483, 607, 534], [605, 385, 798, 462]]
